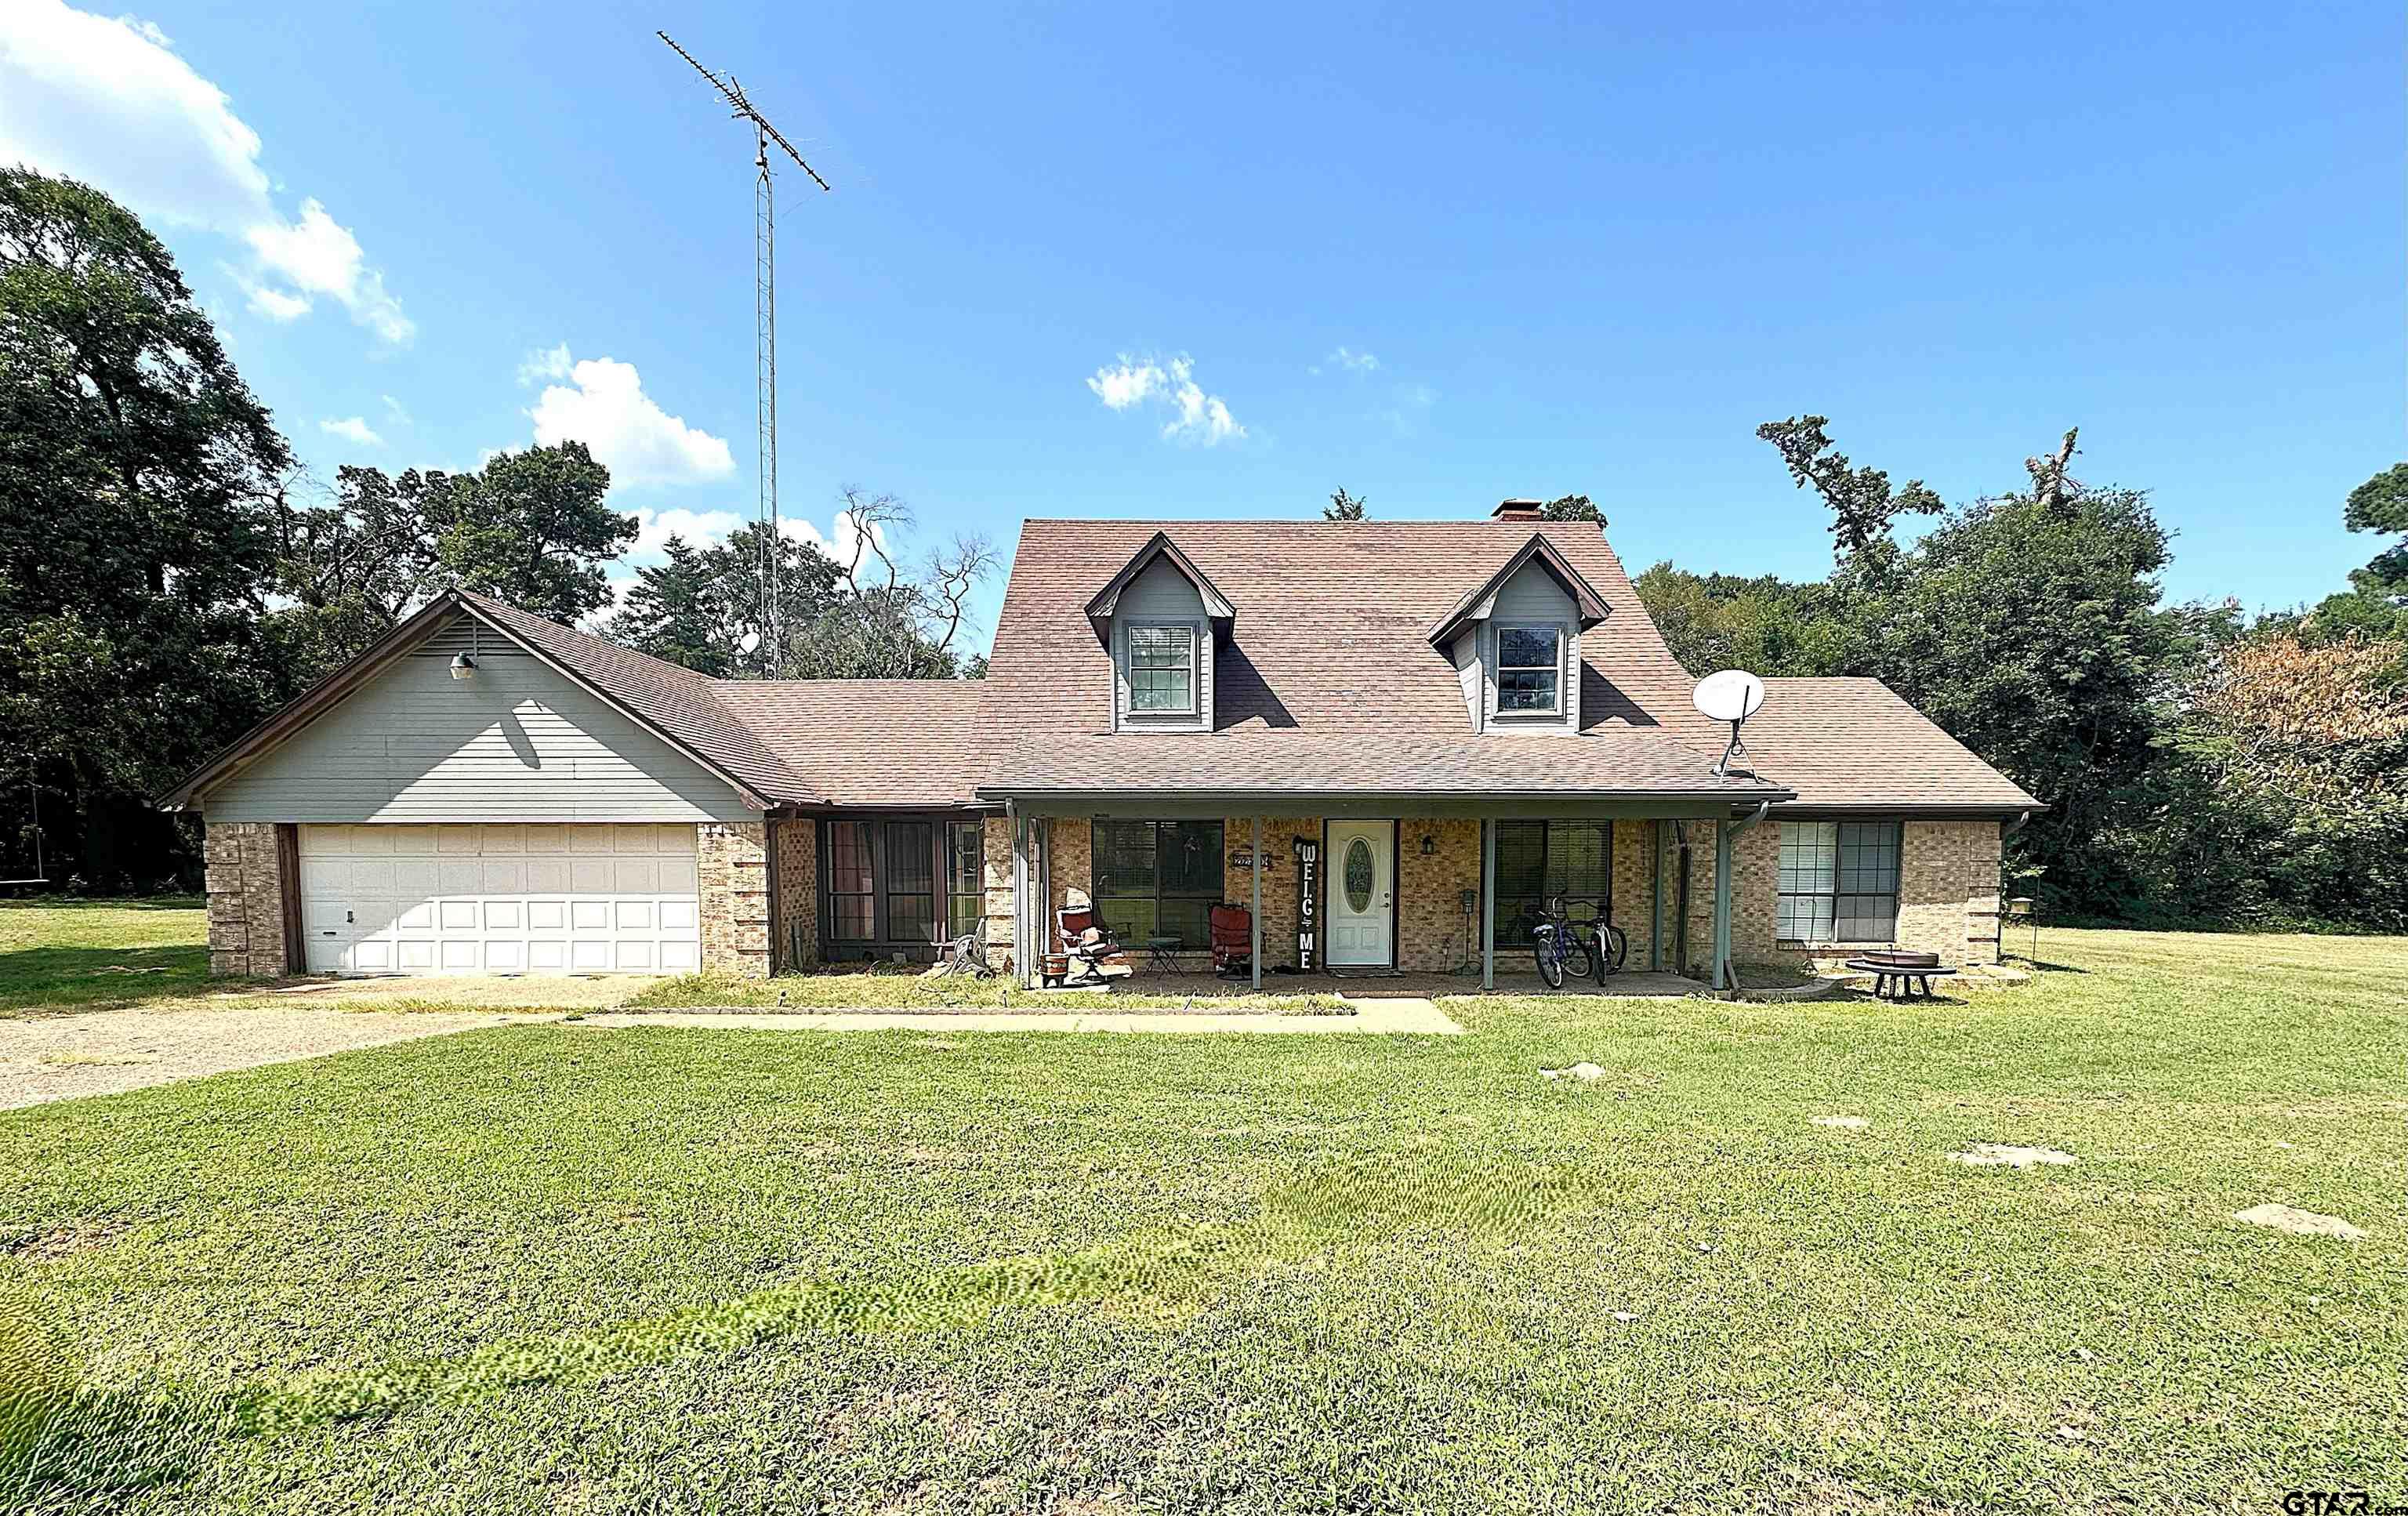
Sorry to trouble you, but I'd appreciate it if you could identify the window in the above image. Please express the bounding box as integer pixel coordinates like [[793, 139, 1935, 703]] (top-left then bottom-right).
[[1491, 820, 1612, 945], [1495, 624, 1562, 714], [827, 821, 874, 941], [1126, 624, 1197, 714], [1093, 819, 1224, 948], [883, 821, 936, 946], [948, 821, 985, 941], [1778, 820, 1902, 942]]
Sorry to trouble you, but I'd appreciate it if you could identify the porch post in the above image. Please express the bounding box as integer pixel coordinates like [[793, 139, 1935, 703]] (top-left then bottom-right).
[[1479, 816, 1496, 990], [1710, 818, 1732, 992], [1010, 802, 1032, 988], [1249, 815, 1263, 990], [1651, 819, 1670, 973]]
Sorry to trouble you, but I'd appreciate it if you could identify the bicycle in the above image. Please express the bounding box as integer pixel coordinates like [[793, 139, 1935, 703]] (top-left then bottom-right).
[[1531, 896, 1629, 988], [1530, 897, 1592, 988]]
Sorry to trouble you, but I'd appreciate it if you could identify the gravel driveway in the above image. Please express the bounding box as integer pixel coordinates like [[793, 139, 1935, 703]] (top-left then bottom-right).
[[0, 1006, 548, 1111]]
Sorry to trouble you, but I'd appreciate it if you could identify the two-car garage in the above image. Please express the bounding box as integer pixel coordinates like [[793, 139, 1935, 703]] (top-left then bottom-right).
[[296, 824, 702, 975]]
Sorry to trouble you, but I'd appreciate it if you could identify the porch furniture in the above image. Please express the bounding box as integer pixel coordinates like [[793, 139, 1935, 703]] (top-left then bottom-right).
[[1209, 905, 1253, 978], [1043, 905, 1130, 987], [1144, 934, 1184, 972], [1846, 951, 1955, 1001]]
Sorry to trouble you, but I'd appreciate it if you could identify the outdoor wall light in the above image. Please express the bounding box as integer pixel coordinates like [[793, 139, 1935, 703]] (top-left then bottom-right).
[[450, 653, 477, 681], [1420, 833, 1438, 856]]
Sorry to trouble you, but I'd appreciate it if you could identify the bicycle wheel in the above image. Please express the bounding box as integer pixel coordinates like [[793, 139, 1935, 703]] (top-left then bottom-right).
[[1594, 924, 1629, 975], [1561, 934, 1592, 981], [1535, 927, 1566, 988]]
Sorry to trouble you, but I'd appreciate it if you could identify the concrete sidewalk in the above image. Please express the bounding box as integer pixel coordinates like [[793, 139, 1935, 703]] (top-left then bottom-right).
[[564, 996, 1464, 1035]]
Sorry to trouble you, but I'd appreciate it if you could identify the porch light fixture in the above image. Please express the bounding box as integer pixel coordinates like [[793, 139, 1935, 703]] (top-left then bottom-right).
[[449, 653, 477, 681], [1420, 833, 1438, 856]]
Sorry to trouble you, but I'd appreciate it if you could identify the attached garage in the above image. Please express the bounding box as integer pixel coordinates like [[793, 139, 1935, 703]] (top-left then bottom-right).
[[167, 591, 815, 981], [297, 824, 702, 974]]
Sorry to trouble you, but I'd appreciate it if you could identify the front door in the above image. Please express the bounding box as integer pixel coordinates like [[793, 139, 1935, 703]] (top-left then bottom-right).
[[1325, 820, 1394, 967]]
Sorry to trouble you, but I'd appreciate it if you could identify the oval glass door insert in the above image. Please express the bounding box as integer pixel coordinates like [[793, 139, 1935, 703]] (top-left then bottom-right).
[[1344, 837, 1374, 914]]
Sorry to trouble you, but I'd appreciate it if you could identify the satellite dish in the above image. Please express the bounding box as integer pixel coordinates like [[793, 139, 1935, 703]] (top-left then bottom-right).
[[1693, 669, 1765, 778], [1692, 669, 1766, 724], [738, 629, 763, 655]]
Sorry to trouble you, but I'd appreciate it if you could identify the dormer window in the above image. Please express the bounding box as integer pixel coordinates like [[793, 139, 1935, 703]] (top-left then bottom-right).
[[1495, 624, 1563, 715], [1086, 531, 1236, 733], [1126, 624, 1198, 715]]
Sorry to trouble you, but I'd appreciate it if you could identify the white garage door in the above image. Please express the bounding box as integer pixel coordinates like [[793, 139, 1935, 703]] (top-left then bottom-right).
[[298, 824, 701, 974]]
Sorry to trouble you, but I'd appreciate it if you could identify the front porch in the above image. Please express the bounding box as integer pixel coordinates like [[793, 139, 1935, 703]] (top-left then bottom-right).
[[1068, 967, 1715, 999]]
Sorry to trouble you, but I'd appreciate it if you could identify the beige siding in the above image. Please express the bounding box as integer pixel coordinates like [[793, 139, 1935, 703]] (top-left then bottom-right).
[[1112, 557, 1213, 731], [1481, 560, 1580, 734], [204, 629, 756, 824]]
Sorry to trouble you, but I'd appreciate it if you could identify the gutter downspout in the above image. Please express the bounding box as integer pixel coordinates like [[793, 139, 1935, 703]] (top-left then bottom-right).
[[1711, 801, 1773, 995]]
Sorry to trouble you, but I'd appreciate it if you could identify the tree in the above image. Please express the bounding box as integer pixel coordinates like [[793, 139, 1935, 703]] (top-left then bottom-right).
[[2343, 462, 2408, 596], [604, 491, 996, 680], [0, 168, 291, 886], [1323, 487, 1367, 521], [604, 524, 842, 677], [1538, 494, 1603, 523], [270, 444, 636, 673], [1755, 415, 1943, 560]]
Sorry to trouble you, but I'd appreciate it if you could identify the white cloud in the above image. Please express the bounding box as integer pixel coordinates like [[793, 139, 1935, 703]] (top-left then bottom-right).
[[1315, 346, 1380, 375], [1084, 353, 1245, 447], [522, 346, 734, 487], [0, 0, 412, 344], [379, 394, 411, 426], [318, 415, 384, 448], [632, 506, 745, 557]]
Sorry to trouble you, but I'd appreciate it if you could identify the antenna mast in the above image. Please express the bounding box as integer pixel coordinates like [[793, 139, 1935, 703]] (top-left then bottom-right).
[[657, 31, 831, 675]]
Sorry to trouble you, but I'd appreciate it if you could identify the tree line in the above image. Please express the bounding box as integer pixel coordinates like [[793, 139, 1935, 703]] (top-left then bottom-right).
[[0, 168, 982, 890]]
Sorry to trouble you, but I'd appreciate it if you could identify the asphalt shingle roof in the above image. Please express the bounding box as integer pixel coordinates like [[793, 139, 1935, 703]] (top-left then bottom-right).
[[715, 680, 987, 807]]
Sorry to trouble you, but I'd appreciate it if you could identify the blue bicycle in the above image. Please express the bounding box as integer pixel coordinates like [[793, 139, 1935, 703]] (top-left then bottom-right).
[[1531, 895, 1629, 988]]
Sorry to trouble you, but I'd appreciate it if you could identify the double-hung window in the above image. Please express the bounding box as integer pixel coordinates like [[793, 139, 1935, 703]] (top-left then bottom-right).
[[1495, 624, 1563, 715], [1777, 820, 1902, 943], [1092, 819, 1224, 948], [1126, 624, 1197, 715], [1491, 820, 1612, 945]]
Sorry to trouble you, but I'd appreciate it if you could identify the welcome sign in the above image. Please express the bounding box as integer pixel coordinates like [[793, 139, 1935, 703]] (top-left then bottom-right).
[[1292, 836, 1320, 971]]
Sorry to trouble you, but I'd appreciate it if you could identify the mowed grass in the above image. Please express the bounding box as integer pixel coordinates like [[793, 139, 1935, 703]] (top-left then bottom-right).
[[0, 930, 2401, 1513], [0, 899, 209, 1017]]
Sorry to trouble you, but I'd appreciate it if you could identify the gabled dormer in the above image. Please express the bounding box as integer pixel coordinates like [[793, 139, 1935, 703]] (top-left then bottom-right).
[[1084, 531, 1237, 732], [1426, 524, 1612, 735]]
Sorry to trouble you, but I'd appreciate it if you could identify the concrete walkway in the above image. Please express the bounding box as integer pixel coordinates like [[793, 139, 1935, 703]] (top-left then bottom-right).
[[566, 996, 1464, 1035]]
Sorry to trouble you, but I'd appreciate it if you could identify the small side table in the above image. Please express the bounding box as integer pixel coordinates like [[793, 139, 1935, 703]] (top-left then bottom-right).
[[1144, 935, 1183, 972]]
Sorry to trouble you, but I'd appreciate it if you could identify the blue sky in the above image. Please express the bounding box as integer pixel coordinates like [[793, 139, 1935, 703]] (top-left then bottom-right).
[[4, 1, 2399, 655]]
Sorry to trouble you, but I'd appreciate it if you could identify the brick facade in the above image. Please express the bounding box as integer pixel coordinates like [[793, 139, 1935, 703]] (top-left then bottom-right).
[[768, 820, 818, 972], [205, 821, 290, 978], [966, 810, 2001, 985], [698, 821, 771, 977]]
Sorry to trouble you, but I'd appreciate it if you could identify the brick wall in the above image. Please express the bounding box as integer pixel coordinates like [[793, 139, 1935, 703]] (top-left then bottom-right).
[[1896, 820, 2002, 965], [982, 815, 1016, 967], [205, 821, 289, 978], [769, 820, 818, 970], [698, 821, 771, 977], [1394, 818, 1481, 972], [1609, 819, 1656, 969]]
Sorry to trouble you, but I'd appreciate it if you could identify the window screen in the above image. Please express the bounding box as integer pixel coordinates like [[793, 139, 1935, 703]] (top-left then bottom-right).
[[1778, 820, 1901, 942], [1093, 819, 1224, 947], [884, 821, 936, 947], [948, 821, 985, 940], [1126, 625, 1196, 713], [1495, 625, 1562, 713], [1491, 820, 1612, 946], [827, 821, 874, 941]]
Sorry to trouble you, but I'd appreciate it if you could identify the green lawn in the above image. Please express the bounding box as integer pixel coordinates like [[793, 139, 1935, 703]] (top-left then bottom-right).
[[1, 929, 2402, 1513], [0, 899, 209, 1017], [627, 967, 1350, 1014]]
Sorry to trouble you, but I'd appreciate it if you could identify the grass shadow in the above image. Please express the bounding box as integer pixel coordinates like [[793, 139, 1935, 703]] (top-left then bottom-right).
[[0, 946, 213, 1016]]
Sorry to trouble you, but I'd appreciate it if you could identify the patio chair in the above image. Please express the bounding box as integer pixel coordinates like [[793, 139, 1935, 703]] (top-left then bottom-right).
[[1043, 905, 1130, 987], [1209, 904, 1253, 978]]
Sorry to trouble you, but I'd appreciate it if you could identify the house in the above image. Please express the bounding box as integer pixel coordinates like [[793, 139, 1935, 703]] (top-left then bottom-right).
[[161, 501, 2038, 988]]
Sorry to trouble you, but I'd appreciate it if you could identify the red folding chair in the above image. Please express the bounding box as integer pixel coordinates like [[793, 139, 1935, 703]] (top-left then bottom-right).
[[1209, 905, 1253, 978]]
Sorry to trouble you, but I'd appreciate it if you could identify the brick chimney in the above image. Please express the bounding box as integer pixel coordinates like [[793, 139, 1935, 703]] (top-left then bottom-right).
[[1492, 498, 1543, 521]]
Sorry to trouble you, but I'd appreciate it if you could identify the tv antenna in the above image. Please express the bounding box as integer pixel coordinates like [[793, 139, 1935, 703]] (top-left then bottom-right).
[[1692, 669, 1767, 778], [657, 31, 830, 676]]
